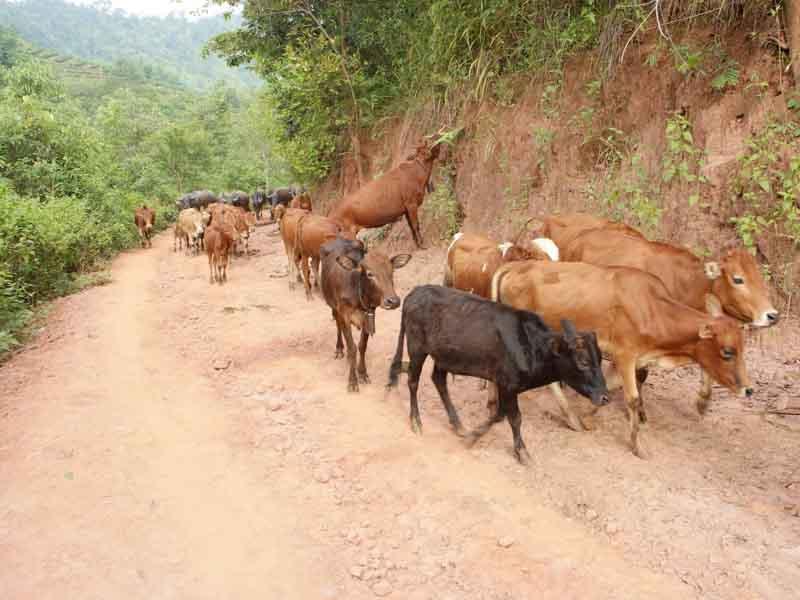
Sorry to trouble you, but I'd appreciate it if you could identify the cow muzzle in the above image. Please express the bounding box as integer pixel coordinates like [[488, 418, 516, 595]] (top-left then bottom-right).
[[591, 391, 610, 407], [382, 296, 401, 310], [739, 386, 754, 398]]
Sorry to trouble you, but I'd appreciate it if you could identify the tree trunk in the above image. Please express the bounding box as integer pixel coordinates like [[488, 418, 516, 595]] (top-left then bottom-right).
[[786, 0, 800, 86]]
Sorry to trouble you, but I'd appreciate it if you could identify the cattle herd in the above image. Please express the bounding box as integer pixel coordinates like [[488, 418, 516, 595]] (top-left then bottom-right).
[[133, 137, 781, 463]]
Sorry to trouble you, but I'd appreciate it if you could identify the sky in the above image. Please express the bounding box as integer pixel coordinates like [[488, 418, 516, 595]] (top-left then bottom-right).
[[69, 0, 232, 18]]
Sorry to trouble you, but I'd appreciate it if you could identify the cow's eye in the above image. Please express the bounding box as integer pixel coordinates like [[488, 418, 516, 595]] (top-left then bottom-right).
[[732, 276, 744, 285], [720, 347, 735, 360]]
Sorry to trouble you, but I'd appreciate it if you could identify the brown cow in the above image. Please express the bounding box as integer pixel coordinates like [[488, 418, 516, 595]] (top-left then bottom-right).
[[492, 260, 751, 457], [294, 214, 352, 299], [275, 206, 309, 289], [319, 237, 411, 392], [134, 205, 156, 248], [541, 213, 644, 249], [205, 223, 235, 284], [289, 192, 313, 212], [563, 229, 779, 413], [328, 140, 442, 248], [210, 204, 251, 257], [444, 232, 557, 299]]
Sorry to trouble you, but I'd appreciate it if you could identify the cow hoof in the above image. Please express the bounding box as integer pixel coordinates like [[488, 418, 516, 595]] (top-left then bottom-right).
[[453, 424, 468, 438], [334, 350, 344, 359], [515, 448, 531, 466], [348, 382, 359, 393], [410, 418, 423, 435], [358, 372, 370, 384], [631, 444, 650, 460], [696, 396, 710, 416]]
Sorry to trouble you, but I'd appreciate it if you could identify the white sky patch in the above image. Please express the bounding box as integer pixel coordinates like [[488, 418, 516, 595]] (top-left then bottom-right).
[[67, 0, 234, 18]]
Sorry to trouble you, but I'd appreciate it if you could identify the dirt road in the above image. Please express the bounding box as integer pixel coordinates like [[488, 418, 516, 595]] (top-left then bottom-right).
[[1, 224, 799, 599]]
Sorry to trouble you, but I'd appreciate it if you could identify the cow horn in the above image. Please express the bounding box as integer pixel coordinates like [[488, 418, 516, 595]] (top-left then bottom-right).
[[561, 319, 577, 342]]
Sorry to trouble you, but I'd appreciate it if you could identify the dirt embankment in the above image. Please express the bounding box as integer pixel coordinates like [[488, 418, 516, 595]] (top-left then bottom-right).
[[1, 225, 798, 599], [317, 27, 799, 299]]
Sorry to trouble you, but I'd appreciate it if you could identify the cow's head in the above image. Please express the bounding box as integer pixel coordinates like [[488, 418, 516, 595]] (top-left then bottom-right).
[[336, 250, 411, 310], [273, 204, 286, 223], [549, 319, 609, 407], [706, 249, 778, 327], [695, 296, 752, 397]]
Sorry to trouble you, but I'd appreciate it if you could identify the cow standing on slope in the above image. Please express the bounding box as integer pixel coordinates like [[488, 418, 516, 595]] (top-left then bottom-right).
[[328, 139, 442, 248]]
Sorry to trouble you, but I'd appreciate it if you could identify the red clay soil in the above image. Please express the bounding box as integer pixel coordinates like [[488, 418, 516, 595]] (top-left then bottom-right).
[[1, 225, 798, 599]]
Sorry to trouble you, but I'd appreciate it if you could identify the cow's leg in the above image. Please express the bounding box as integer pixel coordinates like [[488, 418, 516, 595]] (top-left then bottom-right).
[[208, 252, 214, 284], [636, 368, 648, 424], [470, 383, 506, 443], [620, 359, 645, 458], [333, 310, 344, 359], [357, 327, 370, 383], [503, 391, 530, 464], [548, 382, 587, 432], [404, 205, 425, 249], [338, 316, 359, 392], [697, 370, 712, 415], [407, 353, 426, 434], [301, 253, 313, 300], [311, 256, 321, 290], [431, 364, 466, 437]]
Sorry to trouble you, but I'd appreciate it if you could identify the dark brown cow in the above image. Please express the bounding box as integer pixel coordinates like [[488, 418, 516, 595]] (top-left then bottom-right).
[[541, 213, 644, 249], [294, 214, 352, 299], [134, 205, 156, 248], [275, 206, 309, 289], [328, 140, 442, 248], [205, 223, 235, 284], [563, 228, 779, 413], [289, 192, 313, 212], [320, 237, 411, 392], [444, 232, 557, 299], [492, 260, 751, 457]]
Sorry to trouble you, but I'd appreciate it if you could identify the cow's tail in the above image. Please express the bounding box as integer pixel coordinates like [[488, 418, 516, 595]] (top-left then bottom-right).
[[491, 263, 510, 304], [387, 306, 407, 389]]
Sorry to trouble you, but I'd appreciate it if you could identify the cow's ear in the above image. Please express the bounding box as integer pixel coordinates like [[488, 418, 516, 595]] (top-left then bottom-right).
[[336, 255, 357, 270], [704, 294, 723, 317], [548, 336, 563, 357], [391, 254, 412, 269], [698, 323, 715, 339], [704, 261, 721, 280]]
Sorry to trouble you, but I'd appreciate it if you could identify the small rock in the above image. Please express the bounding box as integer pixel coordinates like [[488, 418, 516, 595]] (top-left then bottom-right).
[[605, 520, 620, 535], [350, 566, 364, 579], [374, 568, 387, 579], [314, 469, 331, 484], [586, 509, 599, 521], [498, 536, 515, 548], [213, 358, 231, 370], [372, 580, 393, 597]]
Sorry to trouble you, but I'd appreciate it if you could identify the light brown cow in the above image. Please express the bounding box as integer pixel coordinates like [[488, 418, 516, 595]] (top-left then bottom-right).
[[491, 260, 751, 457], [275, 206, 309, 289], [205, 223, 235, 284], [563, 228, 779, 413], [444, 232, 557, 299], [289, 192, 313, 212], [134, 205, 156, 248], [541, 213, 644, 249], [174, 207, 210, 255], [210, 204, 251, 257], [328, 140, 442, 248], [294, 214, 353, 299]]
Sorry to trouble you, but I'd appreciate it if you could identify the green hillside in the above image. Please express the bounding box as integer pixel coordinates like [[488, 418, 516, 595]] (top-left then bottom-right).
[[0, 0, 258, 90]]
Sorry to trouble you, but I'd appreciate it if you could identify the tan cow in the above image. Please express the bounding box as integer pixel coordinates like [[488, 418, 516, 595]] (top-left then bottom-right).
[[491, 260, 751, 457], [563, 229, 779, 413], [205, 223, 235, 284], [275, 206, 309, 289], [289, 192, 313, 212], [294, 214, 353, 299], [134, 205, 156, 248], [174, 207, 210, 255], [444, 232, 558, 299], [328, 140, 442, 248], [540, 213, 645, 249]]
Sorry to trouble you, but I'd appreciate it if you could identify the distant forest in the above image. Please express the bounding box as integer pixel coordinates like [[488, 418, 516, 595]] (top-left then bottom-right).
[[0, 0, 259, 90]]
